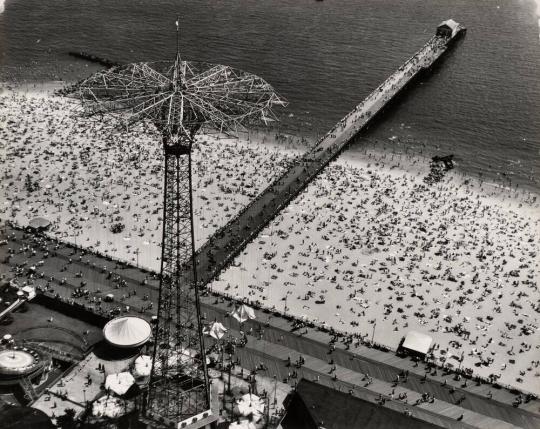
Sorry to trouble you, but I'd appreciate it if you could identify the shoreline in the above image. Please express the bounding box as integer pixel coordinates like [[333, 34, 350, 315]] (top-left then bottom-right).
[[343, 146, 540, 202], [2, 79, 539, 196]]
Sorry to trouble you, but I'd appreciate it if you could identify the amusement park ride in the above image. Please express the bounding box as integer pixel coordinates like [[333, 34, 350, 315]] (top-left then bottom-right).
[[63, 19, 286, 428]]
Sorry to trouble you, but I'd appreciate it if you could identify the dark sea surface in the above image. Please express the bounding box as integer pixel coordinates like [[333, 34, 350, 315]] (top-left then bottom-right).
[[1, 0, 539, 191]]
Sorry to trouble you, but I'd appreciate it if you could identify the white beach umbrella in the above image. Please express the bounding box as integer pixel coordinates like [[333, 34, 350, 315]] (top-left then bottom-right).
[[154, 351, 178, 371], [208, 322, 227, 340], [154, 348, 196, 372], [92, 396, 133, 418], [178, 347, 196, 365], [232, 304, 256, 323], [105, 372, 135, 395], [236, 393, 265, 421], [133, 355, 152, 377]]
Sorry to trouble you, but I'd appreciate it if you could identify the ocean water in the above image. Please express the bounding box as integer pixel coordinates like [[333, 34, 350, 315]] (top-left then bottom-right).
[[1, 0, 539, 191]]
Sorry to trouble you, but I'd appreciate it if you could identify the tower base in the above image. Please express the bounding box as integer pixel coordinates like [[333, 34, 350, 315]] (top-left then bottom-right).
[[139, 383, 220, 429], [140, 409, 217, 429]]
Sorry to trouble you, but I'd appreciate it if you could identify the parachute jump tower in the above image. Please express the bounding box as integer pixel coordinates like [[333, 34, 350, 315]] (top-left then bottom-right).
[[63, 20, 285, 428]]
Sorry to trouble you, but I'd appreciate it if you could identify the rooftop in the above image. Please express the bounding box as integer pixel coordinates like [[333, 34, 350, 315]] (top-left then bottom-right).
[[281, 379, 445, 429]]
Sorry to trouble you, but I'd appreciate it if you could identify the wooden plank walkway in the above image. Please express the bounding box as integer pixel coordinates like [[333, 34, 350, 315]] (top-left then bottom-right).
[[208, 332, 517, 429]]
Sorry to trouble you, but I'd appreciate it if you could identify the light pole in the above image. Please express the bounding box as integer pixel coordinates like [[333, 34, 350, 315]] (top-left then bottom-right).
[[220, 341, 225, 379], [273, 374, 278, 409], [226, 351, 232, 395], [284, 291, 291, 313], [221, 371, 226, 417], [371, 320, 377, 345], [134, 247, 140, 268]]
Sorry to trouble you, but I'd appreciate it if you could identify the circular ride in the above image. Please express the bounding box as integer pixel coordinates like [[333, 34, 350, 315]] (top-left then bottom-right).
[[0, 345, 49, 383]]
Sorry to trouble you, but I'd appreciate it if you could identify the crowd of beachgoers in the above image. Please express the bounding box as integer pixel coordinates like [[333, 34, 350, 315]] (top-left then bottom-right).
[[1, 84, 539, 395], [0, 86, 304, 270], [209, 150, 540, 395]]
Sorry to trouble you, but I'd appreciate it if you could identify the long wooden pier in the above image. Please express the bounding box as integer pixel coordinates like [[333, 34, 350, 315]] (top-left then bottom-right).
[[193, 25, 466, 288]]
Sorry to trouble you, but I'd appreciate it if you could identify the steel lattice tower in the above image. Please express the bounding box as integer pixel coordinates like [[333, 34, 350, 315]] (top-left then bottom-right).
[[62, 21, 285, 428], [146, 131, 210, 425]]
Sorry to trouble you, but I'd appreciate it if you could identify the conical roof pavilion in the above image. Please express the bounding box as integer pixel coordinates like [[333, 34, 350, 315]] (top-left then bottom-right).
[[103, 316, 151, 348]]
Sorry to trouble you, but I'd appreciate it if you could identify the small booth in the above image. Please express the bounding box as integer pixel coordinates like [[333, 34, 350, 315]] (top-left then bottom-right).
[[28, 217, 51, 232], [399, 331, 433, 359], [21, 286, 36, 301], [436, 19, 460, 38]]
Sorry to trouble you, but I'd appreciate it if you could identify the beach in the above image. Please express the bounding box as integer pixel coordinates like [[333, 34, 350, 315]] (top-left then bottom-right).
[[1, 86, 539, 396], [0, 86, 305, 271], [208, 149, 540, 395]]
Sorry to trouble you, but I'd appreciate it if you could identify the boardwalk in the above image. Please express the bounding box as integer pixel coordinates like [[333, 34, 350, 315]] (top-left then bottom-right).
[[2, 227, 540, 429]]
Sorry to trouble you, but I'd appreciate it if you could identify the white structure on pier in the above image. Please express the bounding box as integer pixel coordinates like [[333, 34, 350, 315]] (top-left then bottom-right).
[[437, 19, 461, 38]]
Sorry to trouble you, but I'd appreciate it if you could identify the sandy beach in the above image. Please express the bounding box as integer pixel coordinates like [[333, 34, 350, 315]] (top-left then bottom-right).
[[1, 86, 539, 395], [0, 86, 305, 271], [208, 149, 540, 395]]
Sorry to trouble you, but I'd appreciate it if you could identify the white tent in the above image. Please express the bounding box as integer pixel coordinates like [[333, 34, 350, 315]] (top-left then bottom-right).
[[236, 393, 265, 421], [103, 316, 151, 348], [232, 304, 256, 324], [207, 322, 227, 340], [153, 348, 197, 373], [92, 396, 133, 418], [105, 372, 135, 396], [133, 355, 152, 377], [402, 331, 433, 356], [178, 347, 196, 365]]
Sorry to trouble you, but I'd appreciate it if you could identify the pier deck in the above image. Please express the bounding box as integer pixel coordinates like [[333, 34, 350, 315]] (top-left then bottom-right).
[[194, 31, 463, 288]]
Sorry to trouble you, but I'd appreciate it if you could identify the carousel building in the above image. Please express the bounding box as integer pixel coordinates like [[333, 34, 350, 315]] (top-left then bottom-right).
[[0, 338, 52, 403], [102, 316, 152, 349]]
